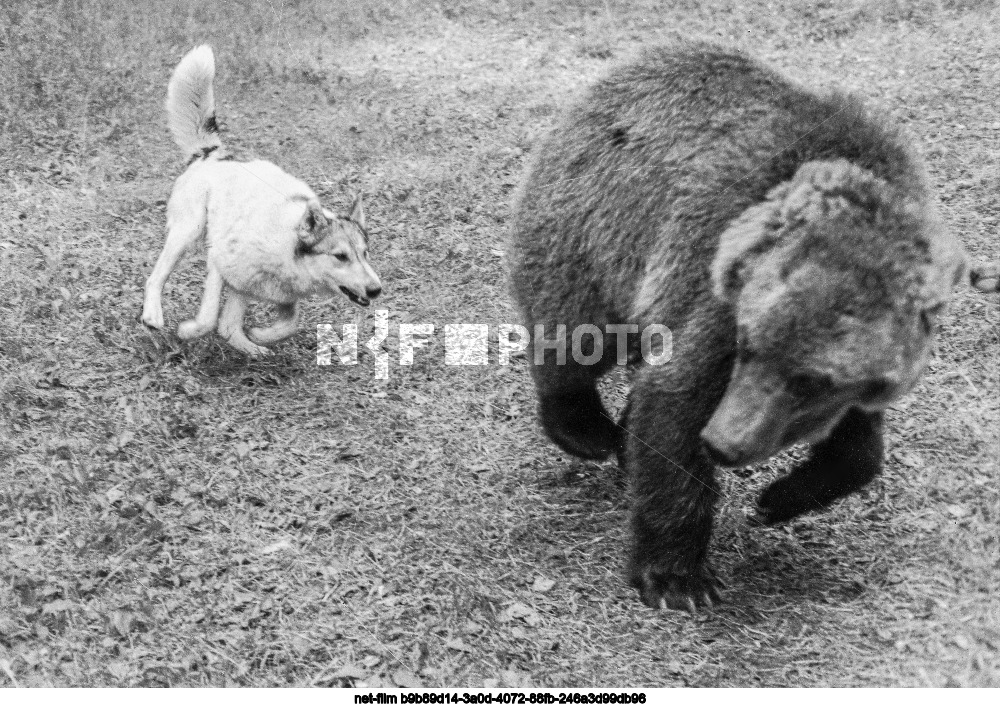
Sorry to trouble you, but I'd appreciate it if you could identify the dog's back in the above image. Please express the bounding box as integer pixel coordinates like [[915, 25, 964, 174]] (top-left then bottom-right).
[[170, 158, 319, 251]]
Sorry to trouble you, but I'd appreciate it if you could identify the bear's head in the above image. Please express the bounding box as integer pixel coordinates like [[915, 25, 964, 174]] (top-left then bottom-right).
[[703, 160, 967, 467]]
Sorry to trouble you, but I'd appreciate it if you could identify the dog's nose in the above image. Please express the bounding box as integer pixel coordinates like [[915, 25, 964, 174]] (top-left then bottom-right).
[[700, 436, 741, 467], [366, 285, 382, 299]]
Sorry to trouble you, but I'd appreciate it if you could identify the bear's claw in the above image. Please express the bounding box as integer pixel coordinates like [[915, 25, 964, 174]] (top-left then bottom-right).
[[631, 562, 723, 613]]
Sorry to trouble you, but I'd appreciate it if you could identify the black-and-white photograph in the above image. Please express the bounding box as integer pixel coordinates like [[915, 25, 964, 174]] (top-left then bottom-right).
[[0, 0, 997, 689]]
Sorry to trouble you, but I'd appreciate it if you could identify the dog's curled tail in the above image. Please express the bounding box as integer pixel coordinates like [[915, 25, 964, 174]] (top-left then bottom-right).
[[166, 45, 223, 160]]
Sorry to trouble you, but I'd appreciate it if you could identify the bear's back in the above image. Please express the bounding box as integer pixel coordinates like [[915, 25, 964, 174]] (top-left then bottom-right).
[[510, 41, 924, 324]]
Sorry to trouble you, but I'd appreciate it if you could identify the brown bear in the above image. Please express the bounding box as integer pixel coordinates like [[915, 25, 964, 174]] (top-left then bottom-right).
[[508, 41, 967, 612]]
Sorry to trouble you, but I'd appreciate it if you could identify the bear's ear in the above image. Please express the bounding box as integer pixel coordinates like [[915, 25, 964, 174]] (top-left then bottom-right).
[[712, 196, 785, 302], [297, 201, 331, 249]]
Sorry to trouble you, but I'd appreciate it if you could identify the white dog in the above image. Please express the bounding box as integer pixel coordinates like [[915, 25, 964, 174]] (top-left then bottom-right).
[[141, 45, 382, 357]]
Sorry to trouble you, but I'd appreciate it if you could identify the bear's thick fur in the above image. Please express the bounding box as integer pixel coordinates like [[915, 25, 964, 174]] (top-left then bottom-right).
[[509, 42, 967, 611]]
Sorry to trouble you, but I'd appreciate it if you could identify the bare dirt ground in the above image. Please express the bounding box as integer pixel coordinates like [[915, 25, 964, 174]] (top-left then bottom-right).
[[0, 0, 997, 688]]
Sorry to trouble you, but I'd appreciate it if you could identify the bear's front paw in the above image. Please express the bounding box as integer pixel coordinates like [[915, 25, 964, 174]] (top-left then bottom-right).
[[539, 390, 623, 461], [629, 560, 723, 613], [753, 472, 825, 526], [541, 410, 622, 461]]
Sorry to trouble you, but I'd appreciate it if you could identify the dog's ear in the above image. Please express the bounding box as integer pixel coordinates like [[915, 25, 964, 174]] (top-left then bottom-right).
[[349, 194, 366, 231], [298, 201, 330, 248]]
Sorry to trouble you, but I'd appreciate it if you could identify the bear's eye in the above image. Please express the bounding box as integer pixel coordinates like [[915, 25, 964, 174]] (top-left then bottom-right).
[[863, 378, 891, 399], [787, 373, 834, 399], [736, 326, 755, 363]]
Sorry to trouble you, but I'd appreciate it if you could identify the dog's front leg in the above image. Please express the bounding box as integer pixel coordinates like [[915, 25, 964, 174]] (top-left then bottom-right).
[[177, 262, 224, 341], [248, 302, 299, 345], [219, 292, 272, 358]]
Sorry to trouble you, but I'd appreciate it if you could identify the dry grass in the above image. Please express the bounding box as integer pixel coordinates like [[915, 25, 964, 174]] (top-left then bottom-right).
[[0, 0, 998, 687]]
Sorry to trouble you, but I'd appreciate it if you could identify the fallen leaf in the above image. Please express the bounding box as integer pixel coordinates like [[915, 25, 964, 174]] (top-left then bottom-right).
[[531, 576, 555, 593], [333, 664, 366, 679], [501, 669, 529, 687], [500, 602, 540, 627], [42, 599, 74, 614], [259, 539, 294, 555], [392, 669, 422, 687], [945, 504, 968, 519], [107, 660, 131, 681]]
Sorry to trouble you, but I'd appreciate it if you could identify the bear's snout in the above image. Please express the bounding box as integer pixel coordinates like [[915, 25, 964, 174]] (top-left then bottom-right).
[[700, 433, 742, 466]]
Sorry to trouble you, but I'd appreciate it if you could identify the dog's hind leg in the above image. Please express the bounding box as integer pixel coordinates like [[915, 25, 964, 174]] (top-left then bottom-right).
[[219, 292, 272, 358], [177, 261, 223, 341], [248, 303, 299, 345], [141, 212, 204, 329]]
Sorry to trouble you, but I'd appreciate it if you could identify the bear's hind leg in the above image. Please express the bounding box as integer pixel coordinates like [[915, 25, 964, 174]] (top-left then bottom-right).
[[755, 408, 883, 526]]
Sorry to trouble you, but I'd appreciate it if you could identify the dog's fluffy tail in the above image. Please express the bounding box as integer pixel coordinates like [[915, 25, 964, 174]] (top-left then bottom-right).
[[166, 45, 224, 160]]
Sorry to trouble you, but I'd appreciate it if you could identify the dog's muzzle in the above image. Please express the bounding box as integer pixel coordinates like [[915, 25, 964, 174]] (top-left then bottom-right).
[[340, 286, 371, 307]]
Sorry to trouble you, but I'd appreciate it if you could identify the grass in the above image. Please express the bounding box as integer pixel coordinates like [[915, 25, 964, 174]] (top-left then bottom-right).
[[1, 0, 998, 688]]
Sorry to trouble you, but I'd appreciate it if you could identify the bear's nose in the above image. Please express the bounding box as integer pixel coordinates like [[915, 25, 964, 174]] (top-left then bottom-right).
[[700, 435, 741, 467]]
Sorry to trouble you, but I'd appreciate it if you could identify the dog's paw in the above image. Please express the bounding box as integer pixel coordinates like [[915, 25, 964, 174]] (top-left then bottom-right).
[[247, 327, 268, 343], [247, 326, 295, 346], [247, 343, 273, 359], [177, 319, 214, 340], [140, 306, 165, 330], [234, 342, 273, 359]]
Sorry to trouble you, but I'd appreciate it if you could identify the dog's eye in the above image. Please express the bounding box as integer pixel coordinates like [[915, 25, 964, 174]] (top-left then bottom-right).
[[334, 253, 350, 263], [920, 304, 944, 335], [919, 310, 932, 334]]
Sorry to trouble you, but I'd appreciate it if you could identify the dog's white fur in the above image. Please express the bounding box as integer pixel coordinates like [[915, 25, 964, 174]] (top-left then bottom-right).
[[141, 45, 382, 357]]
